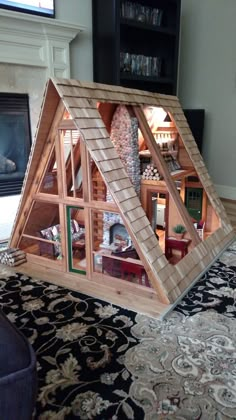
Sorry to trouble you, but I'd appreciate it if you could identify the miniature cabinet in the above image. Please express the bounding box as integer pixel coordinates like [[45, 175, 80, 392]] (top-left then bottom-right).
[[92, 0, 181, 94], [156, 204, 165, 228]]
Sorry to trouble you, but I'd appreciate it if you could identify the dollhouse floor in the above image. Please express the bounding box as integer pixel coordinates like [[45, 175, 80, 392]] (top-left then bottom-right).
[[156, 227, 165, 250]]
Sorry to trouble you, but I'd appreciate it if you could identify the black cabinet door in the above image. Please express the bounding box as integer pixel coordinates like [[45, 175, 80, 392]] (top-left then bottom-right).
[[183, 109, 205, 153]]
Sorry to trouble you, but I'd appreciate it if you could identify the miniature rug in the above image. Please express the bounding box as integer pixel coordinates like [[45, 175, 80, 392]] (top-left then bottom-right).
[[0, 240, 235, 419]]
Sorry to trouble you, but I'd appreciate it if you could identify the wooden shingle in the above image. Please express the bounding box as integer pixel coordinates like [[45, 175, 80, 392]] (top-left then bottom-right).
[[8, 77, 235, 318]]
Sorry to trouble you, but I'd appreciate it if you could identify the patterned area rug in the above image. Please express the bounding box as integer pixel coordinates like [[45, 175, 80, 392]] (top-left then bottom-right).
[[0, 240, 235, 419]]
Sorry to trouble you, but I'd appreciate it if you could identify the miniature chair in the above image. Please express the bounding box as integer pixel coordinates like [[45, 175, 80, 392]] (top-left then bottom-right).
[[102, 255, 122, 278], [121, 260, 150, 287], [194, 219, 205, 240]]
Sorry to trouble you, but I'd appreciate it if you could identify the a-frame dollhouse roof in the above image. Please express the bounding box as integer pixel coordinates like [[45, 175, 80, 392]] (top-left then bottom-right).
[[10, 78, 235, 310]]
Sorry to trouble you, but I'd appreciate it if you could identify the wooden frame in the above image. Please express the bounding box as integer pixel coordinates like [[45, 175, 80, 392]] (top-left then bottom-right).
[[9, 78, 235, 317]]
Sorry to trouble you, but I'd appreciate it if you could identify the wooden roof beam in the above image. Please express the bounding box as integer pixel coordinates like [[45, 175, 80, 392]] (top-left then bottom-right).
[[133, 106, 201, 247]]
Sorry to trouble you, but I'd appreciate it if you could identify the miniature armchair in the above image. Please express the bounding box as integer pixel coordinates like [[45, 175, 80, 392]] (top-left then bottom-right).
[[193, 219, 205, 240]]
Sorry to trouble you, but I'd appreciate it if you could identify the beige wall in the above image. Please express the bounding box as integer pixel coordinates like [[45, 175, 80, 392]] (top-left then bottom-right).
[[56, 0, 93, 82], [179, 0, 236, 199]]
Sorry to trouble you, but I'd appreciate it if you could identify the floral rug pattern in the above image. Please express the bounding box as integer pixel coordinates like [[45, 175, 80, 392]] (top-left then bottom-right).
[[0, 240, 235, 419], [125, 311, 236, 419], [175, 241, 236, 319]]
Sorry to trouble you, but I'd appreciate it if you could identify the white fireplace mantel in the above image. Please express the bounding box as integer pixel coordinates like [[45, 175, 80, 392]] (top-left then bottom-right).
[[0, 10, 86, 240], [0, 8, 86, 78]]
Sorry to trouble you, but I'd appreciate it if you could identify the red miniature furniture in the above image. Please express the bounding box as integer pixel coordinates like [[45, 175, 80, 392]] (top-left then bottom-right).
[[121, 259, 150, 287], [165, 236, 191, 259], [102, 247, 139, 278]]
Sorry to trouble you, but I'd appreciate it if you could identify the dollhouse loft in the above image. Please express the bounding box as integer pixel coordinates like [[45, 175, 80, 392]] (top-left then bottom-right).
[[9, 78, 235, 317]]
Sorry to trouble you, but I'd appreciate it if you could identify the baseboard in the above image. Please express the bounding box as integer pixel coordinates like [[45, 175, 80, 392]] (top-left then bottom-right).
[[214, 184, 236, 200]]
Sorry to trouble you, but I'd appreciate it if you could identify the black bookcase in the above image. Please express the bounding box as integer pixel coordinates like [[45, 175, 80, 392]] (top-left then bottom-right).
[[92, 0, 181, 95], [183, 109, 205, 153]]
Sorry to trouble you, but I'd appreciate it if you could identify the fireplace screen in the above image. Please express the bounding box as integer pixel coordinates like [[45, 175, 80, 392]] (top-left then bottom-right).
[[0, 93, 32, 196]]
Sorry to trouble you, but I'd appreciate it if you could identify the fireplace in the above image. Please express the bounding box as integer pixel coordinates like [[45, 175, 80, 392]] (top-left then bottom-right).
[[0, 9, 84, 199], [0, 93, 31, 196], [0, 9, 84, 240], [110, 223, 129, 246]]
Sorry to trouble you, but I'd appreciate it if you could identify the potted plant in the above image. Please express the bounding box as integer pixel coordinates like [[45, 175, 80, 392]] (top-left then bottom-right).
[[172, 224, 186, 239]]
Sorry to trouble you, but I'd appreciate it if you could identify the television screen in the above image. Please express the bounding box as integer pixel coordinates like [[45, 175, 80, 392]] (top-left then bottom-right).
[[0, 0, 55, 18]]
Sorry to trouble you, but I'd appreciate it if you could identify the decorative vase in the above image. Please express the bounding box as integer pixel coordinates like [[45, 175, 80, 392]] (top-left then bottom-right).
[[175, 233, 184, 240]]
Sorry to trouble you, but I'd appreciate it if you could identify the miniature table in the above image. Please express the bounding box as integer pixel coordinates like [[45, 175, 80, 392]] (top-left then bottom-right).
[[121, 258, 149, 287], [165, 236, 191, 259]]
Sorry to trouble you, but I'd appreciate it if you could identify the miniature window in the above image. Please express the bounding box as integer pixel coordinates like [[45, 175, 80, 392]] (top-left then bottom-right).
[[39, 146, 58, 195], [60, 129, 84, 199], [19, 201, 62, 262], [89, 154, 107, 202]]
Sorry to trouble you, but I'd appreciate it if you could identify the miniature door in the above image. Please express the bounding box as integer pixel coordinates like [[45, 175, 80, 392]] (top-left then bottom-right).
[[185, 187, 203, 221], [67, 206, 86, 274]]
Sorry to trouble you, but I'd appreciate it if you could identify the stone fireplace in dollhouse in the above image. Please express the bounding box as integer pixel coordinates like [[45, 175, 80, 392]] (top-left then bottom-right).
[[110, 223, 130, 248], [101, 212, 132, 251]]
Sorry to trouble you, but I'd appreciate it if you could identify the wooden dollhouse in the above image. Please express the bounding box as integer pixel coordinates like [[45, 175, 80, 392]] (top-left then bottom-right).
[[9, 78, 235, 317]]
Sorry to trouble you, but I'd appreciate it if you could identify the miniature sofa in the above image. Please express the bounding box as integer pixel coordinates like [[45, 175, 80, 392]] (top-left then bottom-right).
[[0, 309, 37, 419], [38, 219, 85, 257]]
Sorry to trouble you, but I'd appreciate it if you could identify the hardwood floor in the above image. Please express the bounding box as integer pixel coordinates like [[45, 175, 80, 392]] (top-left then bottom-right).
[[156, 228, 165, 251]]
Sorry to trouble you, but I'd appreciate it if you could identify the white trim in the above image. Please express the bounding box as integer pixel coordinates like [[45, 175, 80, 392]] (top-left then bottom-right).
[[0, 8, 85, 78], [0, 195, 21, 241], [214, 184, 236, 200]]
